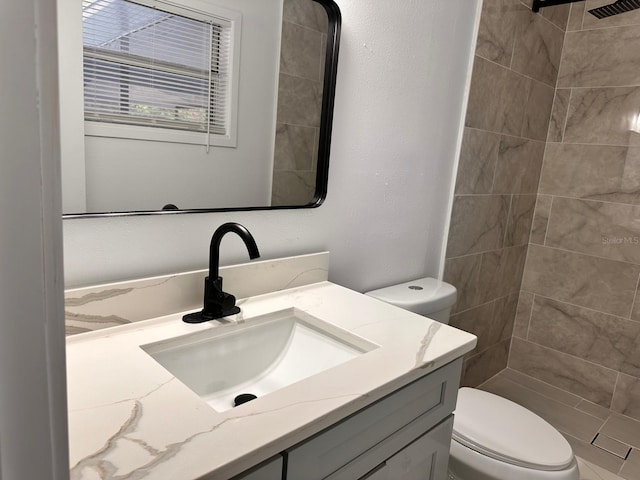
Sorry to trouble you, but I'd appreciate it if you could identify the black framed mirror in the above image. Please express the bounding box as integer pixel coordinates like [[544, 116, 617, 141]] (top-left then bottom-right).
[[62, 0, 341, 218]]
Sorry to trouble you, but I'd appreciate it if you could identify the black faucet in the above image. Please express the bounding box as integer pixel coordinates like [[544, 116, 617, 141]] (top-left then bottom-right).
[[183, 223, 260, 323]]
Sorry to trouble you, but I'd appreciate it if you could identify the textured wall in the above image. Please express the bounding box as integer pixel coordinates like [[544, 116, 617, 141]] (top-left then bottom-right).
[[443, 0, 567, 386], [512, 1, 640, 420], [63, 0, 480, 295]]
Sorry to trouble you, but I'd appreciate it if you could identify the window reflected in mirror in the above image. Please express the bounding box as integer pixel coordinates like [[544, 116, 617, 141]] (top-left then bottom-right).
[[59, 0, 340, 216]]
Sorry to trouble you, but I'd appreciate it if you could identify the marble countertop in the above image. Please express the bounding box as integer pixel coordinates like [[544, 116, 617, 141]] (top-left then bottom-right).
[[66, 281, 477, 480]]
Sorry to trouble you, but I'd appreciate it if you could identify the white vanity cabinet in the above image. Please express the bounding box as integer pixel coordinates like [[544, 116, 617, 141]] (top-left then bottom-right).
[[284, 359, 462, 480]]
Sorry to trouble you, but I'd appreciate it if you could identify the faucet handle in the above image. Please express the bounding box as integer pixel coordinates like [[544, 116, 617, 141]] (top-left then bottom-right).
[[183, 276, 240, 323]]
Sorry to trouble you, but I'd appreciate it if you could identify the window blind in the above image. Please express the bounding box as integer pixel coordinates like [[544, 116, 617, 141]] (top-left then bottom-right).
[[82, 0, 231, 139]]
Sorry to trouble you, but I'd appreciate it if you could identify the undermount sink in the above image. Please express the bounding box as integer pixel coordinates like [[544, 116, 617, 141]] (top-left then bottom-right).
[[142, 308, 377, 412]]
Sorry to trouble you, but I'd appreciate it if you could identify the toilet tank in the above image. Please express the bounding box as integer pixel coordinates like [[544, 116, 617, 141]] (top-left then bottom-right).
[[365, 277, 457, 324]]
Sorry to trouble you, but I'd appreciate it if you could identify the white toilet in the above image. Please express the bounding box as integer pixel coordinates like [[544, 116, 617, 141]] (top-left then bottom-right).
[[365, 278, 580, 480]]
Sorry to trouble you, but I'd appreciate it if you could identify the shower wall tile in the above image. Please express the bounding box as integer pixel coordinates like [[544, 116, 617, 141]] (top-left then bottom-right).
[[501, 368, 584, 407], [454, 128, 500, 194], [522, 245, 640, 317], [538, 144, 632, 201], [528, 296, 640, 376], [509, 337, 618, 407], [283, 0, 328, 32], [492, 136, 545, 194], [564, 86, 640, 146], [477, 244, 528, 302], [450, 294, 517, 358], [463, 339, 510, 387], [511, 12, 564, 86], [277, 73, 322, 127], [274, 124, 316, 171], [272, 2, 325, 206], [446, 0, 559, 389], [493, 293, 519, 339], [271, 171, 316, 206], [547, 88, 570, 143], [505, 194, 537, 247], [443, 253, 482, 314], [465, 57, 533, 138], [612, 373, 640, 421], [513, 291, 533, 338], [530, 194, 552, 245], [280, 21, 324, 81], [446, 195, 510, 257], [567, 2, 586, 31], [520, 0, 571, 30], [522, 80, 556, 141], [476, 0, 527, 67], [541, 4, 571, 30], [501, 72, 532, 137], [583, 0, 640, 29], [450, 301, 497, 354], [466, 57, 508, 133], [559, 26, 640, 88], [546, 197, 640, 264], [629, 291, 640, 323]]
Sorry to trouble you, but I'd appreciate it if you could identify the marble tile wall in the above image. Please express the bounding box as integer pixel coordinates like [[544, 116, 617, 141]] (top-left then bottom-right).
[[271, 0, 327, 206], [511, 2, 640, 420], [443, 0, 567, 386]]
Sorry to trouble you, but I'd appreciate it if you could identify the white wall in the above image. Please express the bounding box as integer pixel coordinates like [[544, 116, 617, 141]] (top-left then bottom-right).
[[61, 0, 283, 213], [0, 0, 69, 478], [63, 0, 481, 294]]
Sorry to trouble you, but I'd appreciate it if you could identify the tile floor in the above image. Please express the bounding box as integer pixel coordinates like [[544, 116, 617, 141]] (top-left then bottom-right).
[[478, 369, 640, 480]]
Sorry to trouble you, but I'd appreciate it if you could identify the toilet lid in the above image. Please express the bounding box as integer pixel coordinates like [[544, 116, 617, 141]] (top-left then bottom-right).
[[452, 388, 574, 471]]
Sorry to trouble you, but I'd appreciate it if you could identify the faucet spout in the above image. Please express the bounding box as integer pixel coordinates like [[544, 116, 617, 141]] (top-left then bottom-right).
[[209, 223, 260, 280], [183, 222, 260, 323]]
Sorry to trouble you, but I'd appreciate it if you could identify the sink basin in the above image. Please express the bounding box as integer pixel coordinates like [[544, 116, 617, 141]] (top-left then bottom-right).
[[142, 308, 377, 412]]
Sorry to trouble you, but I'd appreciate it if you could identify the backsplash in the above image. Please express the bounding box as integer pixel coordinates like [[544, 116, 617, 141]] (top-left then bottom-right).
[[443, 0, 568, 386], [65, 252, 329, 336], [513, 0, 640, 420]]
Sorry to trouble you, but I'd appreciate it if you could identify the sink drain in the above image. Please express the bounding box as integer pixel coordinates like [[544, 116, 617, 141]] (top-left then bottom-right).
[[234, 393, 257, 407]]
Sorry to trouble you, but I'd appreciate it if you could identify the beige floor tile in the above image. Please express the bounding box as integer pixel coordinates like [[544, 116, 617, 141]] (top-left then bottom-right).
[[481, 375, 605, 441], [593, 434, 632, 459], [620, 449, 640, 480], [567, 434, 625, 474], [579, 399, 613, 421], [578, 456, 626, 480], [601, 414, 640, 450]]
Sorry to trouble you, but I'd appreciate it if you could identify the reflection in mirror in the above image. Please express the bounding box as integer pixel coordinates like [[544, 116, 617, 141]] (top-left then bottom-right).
[[59, 0, 340, 216]]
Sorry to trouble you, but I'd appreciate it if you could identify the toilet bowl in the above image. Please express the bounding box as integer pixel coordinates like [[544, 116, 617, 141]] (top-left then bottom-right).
[[365, 278, 580, 480], [448, 387, 579, 480]]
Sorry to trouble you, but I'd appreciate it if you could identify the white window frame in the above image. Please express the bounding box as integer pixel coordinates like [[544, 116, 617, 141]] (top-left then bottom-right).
[[83, 0, 242, 148]]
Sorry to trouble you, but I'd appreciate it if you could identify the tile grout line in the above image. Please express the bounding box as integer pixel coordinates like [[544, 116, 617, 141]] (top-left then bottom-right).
[[627, 272, 640, 320], [560, 87, 573, 143], [475, 52, 558, 90], [526, 293, 534, 340], [528, 242, 640, 271], [526, 291, 640, 323], [542, 196, 553, 246]]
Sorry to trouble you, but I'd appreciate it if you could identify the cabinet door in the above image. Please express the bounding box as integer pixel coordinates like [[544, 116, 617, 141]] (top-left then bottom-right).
[[356, 416, 453, 480], [287, 359, 461, 480], [231, 455, 283, 480]]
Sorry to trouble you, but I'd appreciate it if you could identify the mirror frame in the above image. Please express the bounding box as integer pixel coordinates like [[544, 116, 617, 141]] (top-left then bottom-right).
[[64, 0, 341, 219]]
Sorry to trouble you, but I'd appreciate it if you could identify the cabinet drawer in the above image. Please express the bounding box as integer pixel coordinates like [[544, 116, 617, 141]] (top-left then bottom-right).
[[285, 359, 461, 480]]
